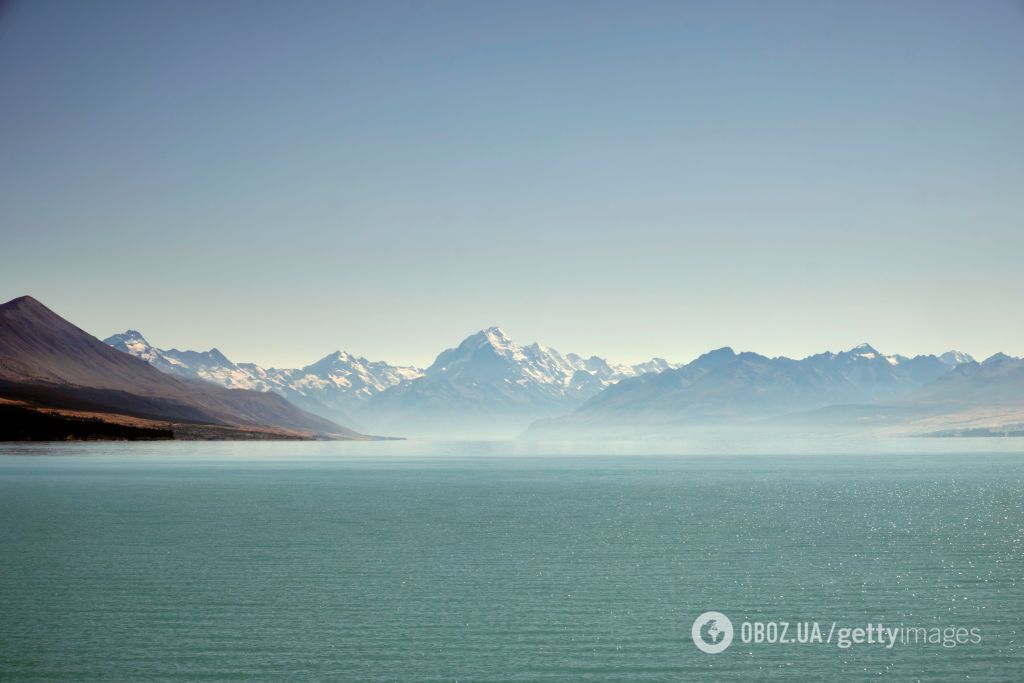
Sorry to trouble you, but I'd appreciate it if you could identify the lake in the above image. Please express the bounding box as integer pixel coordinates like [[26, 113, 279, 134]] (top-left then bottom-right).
[[1, 438, 1022, 680]]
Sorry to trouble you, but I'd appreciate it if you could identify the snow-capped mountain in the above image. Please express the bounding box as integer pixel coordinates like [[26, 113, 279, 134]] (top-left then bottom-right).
[[420, 327, 653, 398], [799, 343, 955, 401], [283, 351, 424, 419], [104, 330, 423, 424], [938, 350, 976, 367], [106, 330, 281, 391], [360, 327, 673, 436]]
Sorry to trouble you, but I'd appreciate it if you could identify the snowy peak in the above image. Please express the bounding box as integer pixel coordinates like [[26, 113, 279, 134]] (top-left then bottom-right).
[[104, 330, 175, 369], [467, 326, 521, 359], [109, 329, 147, 344], [633, 358, 673, 375], [845, 342, 881, 358], [482, 326, 512, 344], [463, 326, 512, 348], [806, 343, 890, 364], [940, 350, 976, 367], [165, 346, 237, 371], [105, 329, 153, 354], [427, 327, 559, 384], [302, 350, 359, 375], [423, 327, 672, 390]]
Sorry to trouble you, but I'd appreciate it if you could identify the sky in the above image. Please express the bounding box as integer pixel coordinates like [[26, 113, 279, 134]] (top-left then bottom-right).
[[1, 0, 1022, 368]]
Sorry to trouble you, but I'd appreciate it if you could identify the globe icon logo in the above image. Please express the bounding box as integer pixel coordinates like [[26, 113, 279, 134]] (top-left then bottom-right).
[[692, 611, 734, 654]]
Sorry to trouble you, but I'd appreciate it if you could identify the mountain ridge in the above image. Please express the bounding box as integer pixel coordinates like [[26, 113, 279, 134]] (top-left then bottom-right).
[[524, 342, 999, 437]]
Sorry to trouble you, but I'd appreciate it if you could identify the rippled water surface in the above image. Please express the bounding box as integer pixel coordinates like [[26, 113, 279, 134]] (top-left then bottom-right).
[[1, 440, 1023, 681]]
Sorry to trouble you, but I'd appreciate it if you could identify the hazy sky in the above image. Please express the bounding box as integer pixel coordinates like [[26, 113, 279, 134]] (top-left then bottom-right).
[[1, 1, 1022, 368]]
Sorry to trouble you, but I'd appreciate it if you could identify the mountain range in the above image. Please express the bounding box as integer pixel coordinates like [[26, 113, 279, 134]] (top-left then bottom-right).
[[104, 325, 675, 437], [105, 330, 422, 427], [3, 293, 1021, 441], [525, 344, 1024, 437], [101, 320, 1024, 439]]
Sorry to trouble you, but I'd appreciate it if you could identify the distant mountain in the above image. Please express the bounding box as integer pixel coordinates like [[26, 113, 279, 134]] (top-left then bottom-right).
[[775, 352, 1024, 436], [800, 343, 951, 401], [361, 327, 674, 437], [938, 350, 976, 367], [105, 330, 422, 425], [907, 353, 1024, 406], [0, 296, 362, 440], [526, 343, 979, 437], [286, 351, 423, 419], [105, 330, 277, 391]]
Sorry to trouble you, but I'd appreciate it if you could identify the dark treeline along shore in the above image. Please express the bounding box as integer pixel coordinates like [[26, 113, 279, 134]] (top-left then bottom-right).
[[0, 402, 173, 441]]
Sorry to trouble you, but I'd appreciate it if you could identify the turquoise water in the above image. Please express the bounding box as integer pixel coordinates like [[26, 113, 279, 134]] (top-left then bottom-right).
[[1, 440, 1023, 681]]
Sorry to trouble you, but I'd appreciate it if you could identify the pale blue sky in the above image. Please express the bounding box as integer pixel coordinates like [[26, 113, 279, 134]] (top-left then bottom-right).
[[1, 0, 1022, 367]]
